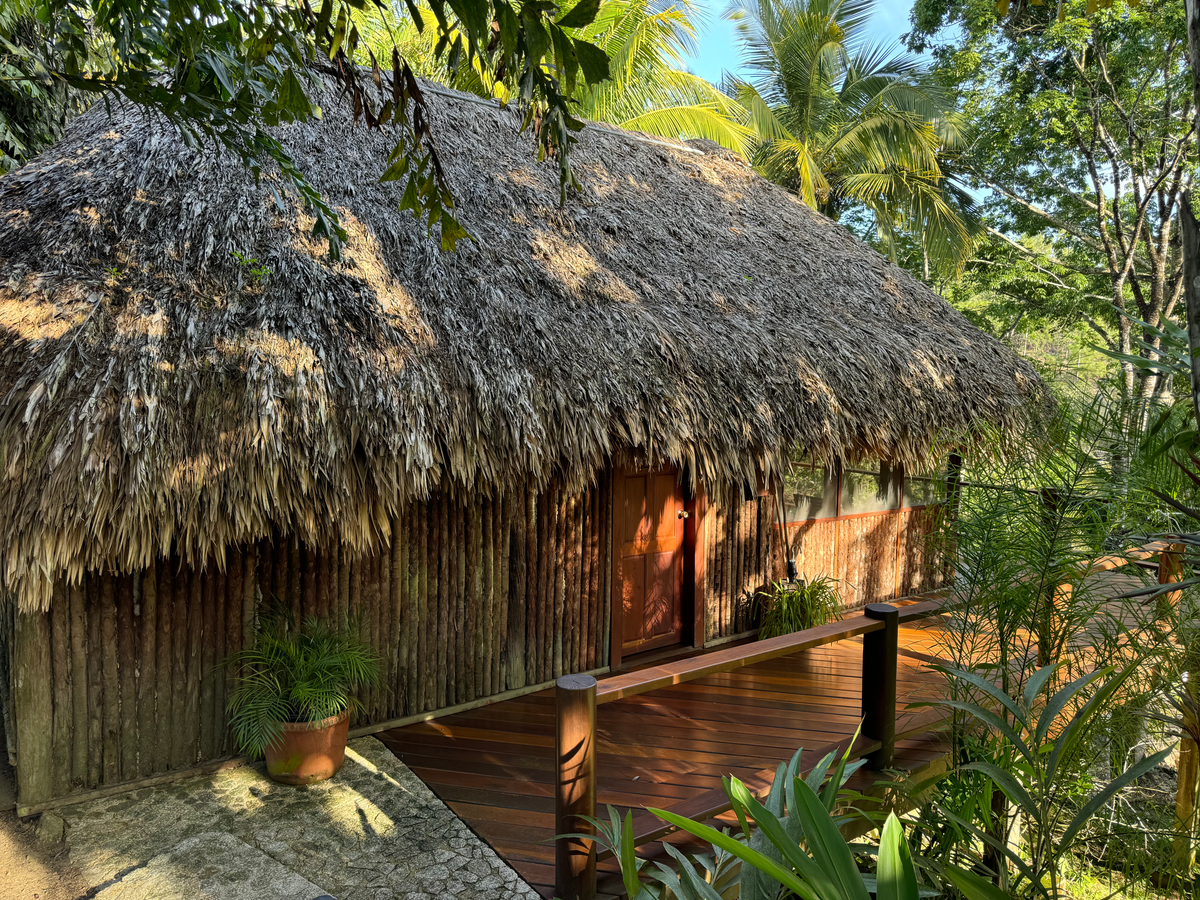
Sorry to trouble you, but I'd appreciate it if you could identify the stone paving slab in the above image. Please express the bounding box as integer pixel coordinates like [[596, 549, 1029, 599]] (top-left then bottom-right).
[[93, 832, 329, 900], [57, 738, 539, 900]]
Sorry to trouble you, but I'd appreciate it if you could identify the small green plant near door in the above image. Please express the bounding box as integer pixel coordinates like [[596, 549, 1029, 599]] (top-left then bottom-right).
[[224, 613, 379, 784], [757, 577, 842, 639]]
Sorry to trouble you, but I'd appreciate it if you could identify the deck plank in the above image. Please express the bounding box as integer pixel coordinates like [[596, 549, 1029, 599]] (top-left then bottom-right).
[[378, 629, 951, 899]]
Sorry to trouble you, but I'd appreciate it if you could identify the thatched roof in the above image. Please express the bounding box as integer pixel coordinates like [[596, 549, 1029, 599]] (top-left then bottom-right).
[[0, 76, 1039, 611]]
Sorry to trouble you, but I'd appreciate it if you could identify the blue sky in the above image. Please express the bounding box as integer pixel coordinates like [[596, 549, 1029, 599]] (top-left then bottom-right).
[[682, 0, 917, 84]]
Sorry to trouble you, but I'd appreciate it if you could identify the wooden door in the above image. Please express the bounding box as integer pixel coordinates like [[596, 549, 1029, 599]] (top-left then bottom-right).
[[614, 465, 686, 655]]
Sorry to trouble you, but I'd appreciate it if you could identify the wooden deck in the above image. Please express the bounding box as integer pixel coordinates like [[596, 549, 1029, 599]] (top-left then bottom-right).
[[379, 619, 952, 898]]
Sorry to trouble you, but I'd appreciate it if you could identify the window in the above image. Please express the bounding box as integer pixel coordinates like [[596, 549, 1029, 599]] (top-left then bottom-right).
[[902, 462, 947, 508], [782, 452, 837, 522], [840, 459, 900, 515]]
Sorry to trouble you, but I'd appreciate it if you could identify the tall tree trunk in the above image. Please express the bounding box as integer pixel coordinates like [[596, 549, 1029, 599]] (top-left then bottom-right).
[[1186, 0, 1200, 425], [1178, 4, 1200, 879], [1182, 195, 1200, 431]]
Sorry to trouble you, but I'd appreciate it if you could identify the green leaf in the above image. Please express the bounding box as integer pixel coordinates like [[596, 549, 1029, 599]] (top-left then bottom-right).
[[1022, 663, 1060, 713], [941, 665, 1029, 729], [647, 806, 821, 900], [399, 175, 421, 213], [557, 0, 601, 29], [943, 864, 1012, 900], [440, 212, 470, 251], [1058, 747, 1172, 850], [788, 778, 871, 900], [573, 38, 610, 86], [935, 699, 1034, 764], [380, 155, 409, 182], [521, 10, 551, 63], [877, 814, 919, 900], [276, 70, 311, 120], [959, 761, 1038, 819], [495, 3, 519, 55]]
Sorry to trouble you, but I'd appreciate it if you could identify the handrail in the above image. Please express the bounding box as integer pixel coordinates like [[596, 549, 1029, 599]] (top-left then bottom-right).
[[594, 596, 944, 705], [550, 538, 1182, 900], [551, 598, 943, 900]]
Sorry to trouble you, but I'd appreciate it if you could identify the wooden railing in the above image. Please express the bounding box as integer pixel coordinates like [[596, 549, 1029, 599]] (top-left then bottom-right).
[[551, 538, 1188, 900], [551, 597, 944, 900]]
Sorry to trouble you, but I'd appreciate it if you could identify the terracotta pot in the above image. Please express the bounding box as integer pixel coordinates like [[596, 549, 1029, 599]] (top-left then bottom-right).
[[264, 711, 350, 785]]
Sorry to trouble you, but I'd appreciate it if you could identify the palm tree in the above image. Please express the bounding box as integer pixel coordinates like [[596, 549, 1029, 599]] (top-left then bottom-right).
[[726, 0, 979, 270], [567, 0, 751, 153], [360, 0, 751, 154]]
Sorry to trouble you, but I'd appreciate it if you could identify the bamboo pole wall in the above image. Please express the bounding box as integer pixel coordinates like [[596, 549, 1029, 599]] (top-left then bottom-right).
[[8, 479, 611, 809], [703, 494, 772, 642]]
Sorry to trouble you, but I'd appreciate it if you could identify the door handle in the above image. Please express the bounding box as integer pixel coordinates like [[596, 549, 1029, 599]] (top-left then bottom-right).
[[677, 510, 689, 519]]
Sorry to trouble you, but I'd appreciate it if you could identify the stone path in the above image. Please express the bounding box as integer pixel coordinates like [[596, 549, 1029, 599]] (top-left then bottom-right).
[[54, 737, 540, 900]]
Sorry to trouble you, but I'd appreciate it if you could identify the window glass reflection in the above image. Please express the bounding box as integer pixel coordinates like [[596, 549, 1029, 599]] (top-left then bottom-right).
[[840, 460, 900, 515], [783, 451, 837, 522]]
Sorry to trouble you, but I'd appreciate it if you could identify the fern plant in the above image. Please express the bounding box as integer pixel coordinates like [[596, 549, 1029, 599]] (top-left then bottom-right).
[[224, 614, 380, 757], [757, 576, 842, 639]]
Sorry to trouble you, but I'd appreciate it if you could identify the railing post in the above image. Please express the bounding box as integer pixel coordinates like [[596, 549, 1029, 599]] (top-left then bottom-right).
[[862, 603, 898, 769], [555, 674, 597, 900], [1158, 541, 1186, 619], [1037, 488, 1060, 666]]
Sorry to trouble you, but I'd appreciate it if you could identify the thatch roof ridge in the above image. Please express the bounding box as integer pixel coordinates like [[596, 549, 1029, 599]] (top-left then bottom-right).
[[0, 74, 1040, 610]]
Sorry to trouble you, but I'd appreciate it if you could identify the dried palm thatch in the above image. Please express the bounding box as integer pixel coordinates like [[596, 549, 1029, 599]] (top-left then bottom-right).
[[0, 76, 1040, 612]]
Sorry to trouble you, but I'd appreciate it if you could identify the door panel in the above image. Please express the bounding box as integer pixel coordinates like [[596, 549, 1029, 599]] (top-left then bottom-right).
[[615, 465, 685, 655], [620, 556, 646, 644]]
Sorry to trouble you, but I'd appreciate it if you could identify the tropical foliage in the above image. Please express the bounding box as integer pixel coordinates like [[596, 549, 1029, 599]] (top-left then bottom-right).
[[907, 0, 1193, 399], [577, 740, 934, 900], [725, 0, 980, 269], [225, 614, 380, 758], [757, 576, 842, 639], [0, 0, 615, 253], [370, 0, 753, 153]]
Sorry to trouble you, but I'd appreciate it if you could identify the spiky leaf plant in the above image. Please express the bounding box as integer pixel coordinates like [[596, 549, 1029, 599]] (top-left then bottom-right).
[[757, 576, 842, 639], [224, 614, 380, 758]]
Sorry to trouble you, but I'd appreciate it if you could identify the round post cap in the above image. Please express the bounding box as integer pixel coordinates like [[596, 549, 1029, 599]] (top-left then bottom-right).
[[556, 673, 598, 691]]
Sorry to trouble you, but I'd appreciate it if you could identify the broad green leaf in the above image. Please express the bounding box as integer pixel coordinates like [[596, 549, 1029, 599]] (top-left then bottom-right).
[[943, 864, 1012, 900], [959, 761, 1038, 819], [935, 699, 1034, 763], [647, 807, 821, 900], [1022, 663, 1060, 713], [573, 38, 610, 85], [557, 0, 602, 29], [733, 779, 845, 899], [276, 70, 311, 120], [877, 814, 919, 900], [942, 664, 1029, 729], [1035, 667, 1109, 746], [440, 212, 470, 251], [789, 779, 872, 900]]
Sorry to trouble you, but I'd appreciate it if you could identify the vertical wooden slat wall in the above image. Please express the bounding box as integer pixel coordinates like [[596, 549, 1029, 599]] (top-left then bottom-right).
[[766, 504, 950, 625], [11, 479, 612, 808], [703, 493, 772, 642]]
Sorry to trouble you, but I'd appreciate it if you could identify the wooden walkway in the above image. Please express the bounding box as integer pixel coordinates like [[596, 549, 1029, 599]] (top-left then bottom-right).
[[379, 619, 952, 898]]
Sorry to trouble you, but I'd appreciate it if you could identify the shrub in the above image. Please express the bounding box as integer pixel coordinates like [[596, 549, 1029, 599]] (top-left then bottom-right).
[[224, 613, 380, 757], [758, 576, 842, 639]]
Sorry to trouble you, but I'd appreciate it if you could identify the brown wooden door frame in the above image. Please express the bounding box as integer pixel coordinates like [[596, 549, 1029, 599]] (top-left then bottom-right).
[[609, 469, 705, 672]]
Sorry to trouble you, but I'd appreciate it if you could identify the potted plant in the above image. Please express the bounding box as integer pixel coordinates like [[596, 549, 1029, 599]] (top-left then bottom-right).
[[225, 613, 379, 785]]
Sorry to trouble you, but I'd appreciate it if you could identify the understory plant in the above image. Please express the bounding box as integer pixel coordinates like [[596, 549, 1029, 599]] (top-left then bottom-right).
[[925, 663, 1172, 900], [757, 576, 841, 639], [224, 613, 379, 757], [579, 741, 928, 900]]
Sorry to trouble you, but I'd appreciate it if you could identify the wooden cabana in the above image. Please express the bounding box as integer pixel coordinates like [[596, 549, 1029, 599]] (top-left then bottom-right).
[[0, 76, 1039, 812]]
